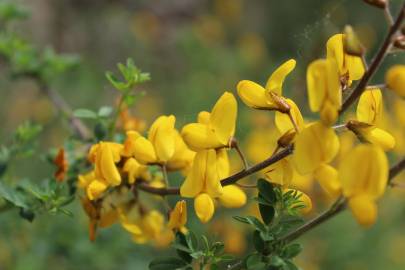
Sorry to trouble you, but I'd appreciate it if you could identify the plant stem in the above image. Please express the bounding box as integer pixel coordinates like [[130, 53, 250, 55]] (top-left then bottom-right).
[[232, 140, 249, 169], [108, 93, 125, 139], [339, 2, 405, 114]]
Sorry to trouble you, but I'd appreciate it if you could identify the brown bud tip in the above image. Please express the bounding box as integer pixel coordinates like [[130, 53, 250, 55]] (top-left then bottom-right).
[[269, 92, 290, 113], [277, 130, 296, 148], [344, 25, 365, 56], [363, 0, 387, 9], [394, 35, 405, 50]]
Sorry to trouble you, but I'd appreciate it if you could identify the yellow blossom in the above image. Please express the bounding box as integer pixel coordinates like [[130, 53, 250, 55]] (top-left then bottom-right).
[[339, 144, 388, 227], [218, 185, 247, 208], [237, 59, 296, 110], [166, 130, 196, 173], [326, 33, 365, 82], [122, 158, 150, 184], [385, 65, 405, 97], [306, 58, 341, 125], [122, 115, 176, 164], [89, 142, 123, 186], [181, 92, 237, 151], [347, 88, 395, 151], [168, 200, 188, 233]]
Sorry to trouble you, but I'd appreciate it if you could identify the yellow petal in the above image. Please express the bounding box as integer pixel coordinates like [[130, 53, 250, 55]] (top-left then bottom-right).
[[265, 158, 293, 187], [314, 164, 341, 197], [181, 123, 222, 151], [326, 34, 345, 74], [205, 149, 223, 198], [87, 179, 108, 200], [78, 171, 95, 189], [320, 99, 339, 126], [194, 193, 215, 223], [363, 127, 395, 151], [265, 59, 296, 96], [216, 148, 230, 180], [218, 185, 247, 208], [339, 144, 388, 199], [385, 65, 405, 97], [99, 210, 118, 228], [210, 92, 237, 145], [123, 158, 148, 184], [96, 142, 122, 186], [122, 131, 141, 157], [292, 122, 340, 174], [348, 195, 377, 227], [357, 89, 382, 125], [198, 111, 211, 125], [148, 115, 176, 162], [168, 200, 187, 230], [274, 98, 304, 134], [237, 80, 276, 109], [132, 137, 157, 164], [345, 54, 365, 81], [180, 151, 206, 197], [166, 130, 195, 172]]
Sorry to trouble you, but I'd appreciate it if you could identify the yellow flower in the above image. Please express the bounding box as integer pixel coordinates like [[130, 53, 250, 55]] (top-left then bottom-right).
[[120, 208, 165, 244], [181, 92, 237, 151], [166, 130, 196, 173], [306, 58, 341, 125], [122, 158, 150, 184], [274, 98, 305, 134], [122, 115, 176, 164], [292, 122, 341, 196], [326, 33, 365, 82], [265, 158, 294, 187], [218, 185, 247, 208], [347, 88, 395, 151], [339, 144, 388, 227], [180, 149, 232, 223], [292, 122, 340, 174], [385, 65, 405, 97], [168, 200, 188, 233], [237, 59, 296, 110], [89, 142, 123, 186]]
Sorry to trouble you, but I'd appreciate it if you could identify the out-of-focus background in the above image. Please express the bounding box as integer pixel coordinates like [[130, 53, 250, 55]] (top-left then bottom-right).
[[0, 0, 405, 269]]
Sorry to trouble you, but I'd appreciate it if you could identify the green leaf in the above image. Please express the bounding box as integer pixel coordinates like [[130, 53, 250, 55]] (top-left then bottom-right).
[[252, 230, 265, 253], [73, 109, 98, 119], [185, 230, 199, 251], [98, 106, 113, 117], [211, 242, 224, 256], [246, 254, 266, 270], [282, 243, 303, 259], [259, 203, 275, 224], [285, 260, 299, 270], [257, 179, 276, 204], [175, 232, 192, 263], [0, 181, 28, 208], [269, 255, 286, 267], [94, 123, 107, 141], [233, 216, 267, 232], [149, 257, 188, 270]]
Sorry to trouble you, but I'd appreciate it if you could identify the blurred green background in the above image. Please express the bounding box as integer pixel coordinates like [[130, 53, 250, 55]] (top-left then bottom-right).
[[0, 0, 405, 269]]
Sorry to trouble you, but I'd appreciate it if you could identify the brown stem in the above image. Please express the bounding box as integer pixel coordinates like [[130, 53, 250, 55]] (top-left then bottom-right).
[[231, 139, 249, 169], [339, 2, 405, 114], [136, 145, 294, 196]]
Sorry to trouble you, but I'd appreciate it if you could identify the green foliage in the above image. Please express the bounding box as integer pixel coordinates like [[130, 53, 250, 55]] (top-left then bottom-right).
[[149, 231, 234, 269], [106, 58, 150, 93], [0, 1, 28, 23], [231, 179, 306, 270]]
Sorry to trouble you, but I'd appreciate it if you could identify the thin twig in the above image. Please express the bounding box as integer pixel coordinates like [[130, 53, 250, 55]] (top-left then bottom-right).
[[340, 2, 405, 114], [232, 140, 249, 169]]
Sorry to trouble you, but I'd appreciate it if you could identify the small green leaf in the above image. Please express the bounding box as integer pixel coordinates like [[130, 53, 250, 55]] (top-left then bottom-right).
[[257, 179, 276, 204], [252, 230, 265, 253], [259, 203, 275, 224], [0, 182, 28, 208], [282, 243, 303, 259], [98, 106, 113, 117], [211, 242, 224, 256], [73, 109, 97, 119], [246, 254, 266, 270], [149, 257, 188, 270], [185, 230, 199, 251]]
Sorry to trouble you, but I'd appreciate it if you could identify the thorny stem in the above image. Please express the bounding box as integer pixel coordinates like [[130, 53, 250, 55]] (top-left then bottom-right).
[[340, 2, 405, 114]]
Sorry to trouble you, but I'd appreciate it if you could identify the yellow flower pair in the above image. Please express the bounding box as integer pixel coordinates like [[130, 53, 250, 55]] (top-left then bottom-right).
[[180, 92, 246, 223]]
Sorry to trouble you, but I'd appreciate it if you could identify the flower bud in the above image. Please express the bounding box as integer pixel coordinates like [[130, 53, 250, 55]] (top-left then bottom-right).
[[385, 65, 405, 97], [363, 0, 387, 9], [344, 25, 365, 56]]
